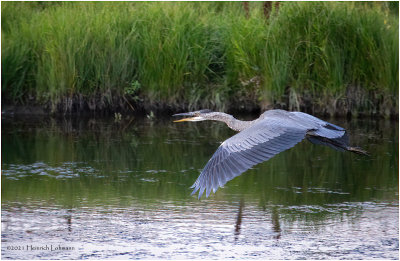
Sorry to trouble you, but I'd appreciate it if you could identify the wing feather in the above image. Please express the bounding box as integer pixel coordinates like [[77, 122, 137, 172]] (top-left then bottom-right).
[[191, 118, 307, 199]]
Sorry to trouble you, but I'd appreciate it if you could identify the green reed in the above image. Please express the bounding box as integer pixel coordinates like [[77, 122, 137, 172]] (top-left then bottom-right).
[[1, 2, 398, 115]]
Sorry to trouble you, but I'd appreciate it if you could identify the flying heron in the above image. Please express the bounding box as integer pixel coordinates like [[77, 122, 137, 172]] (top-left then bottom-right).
[[173, 109, 367, 199]]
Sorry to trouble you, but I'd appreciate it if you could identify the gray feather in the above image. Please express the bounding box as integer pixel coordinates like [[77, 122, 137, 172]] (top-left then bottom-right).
[[191, 117, 307, 199]]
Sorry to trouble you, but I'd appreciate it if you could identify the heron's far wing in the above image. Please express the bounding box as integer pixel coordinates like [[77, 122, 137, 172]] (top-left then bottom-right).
[[290, 111, 345, 139], [191, 118, 307, 199]]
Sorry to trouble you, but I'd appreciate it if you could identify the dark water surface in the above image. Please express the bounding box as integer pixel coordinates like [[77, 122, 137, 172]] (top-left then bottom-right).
[[1, 115, 398, 259]]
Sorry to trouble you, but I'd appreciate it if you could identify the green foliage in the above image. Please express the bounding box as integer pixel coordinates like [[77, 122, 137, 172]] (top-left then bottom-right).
[[1, 2, 398, 115], [125, 81, 141, 96]]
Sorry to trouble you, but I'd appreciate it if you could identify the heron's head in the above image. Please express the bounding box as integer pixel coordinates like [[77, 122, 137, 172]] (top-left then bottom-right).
[[173, 109, 215, 122]]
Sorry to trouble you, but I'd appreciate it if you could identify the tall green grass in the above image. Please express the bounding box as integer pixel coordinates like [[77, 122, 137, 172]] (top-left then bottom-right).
[[1, 2, 398, 115]]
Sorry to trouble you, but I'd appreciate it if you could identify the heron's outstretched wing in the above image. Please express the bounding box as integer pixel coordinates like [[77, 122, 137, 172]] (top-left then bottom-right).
[[290, 111, 345, 139], [289, 111, 349, 150], [191, 118, 308, 199]]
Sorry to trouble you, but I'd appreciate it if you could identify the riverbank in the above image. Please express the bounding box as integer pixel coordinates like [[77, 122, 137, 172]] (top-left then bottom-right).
[[2, 2, 399, 117]]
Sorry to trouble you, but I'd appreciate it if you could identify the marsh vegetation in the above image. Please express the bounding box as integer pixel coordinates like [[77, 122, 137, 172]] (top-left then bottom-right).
[[2, 2, 398, 116]]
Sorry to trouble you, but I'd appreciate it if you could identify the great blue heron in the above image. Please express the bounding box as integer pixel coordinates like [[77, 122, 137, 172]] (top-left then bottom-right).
[[173, 109, 367, 199]]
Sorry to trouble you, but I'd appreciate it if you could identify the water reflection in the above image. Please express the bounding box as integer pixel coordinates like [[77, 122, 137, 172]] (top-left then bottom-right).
[[234, 198, 244, 241], [65, 209, 73, 232], [1, 115, 398, 259], [271, 206, 281, 240]]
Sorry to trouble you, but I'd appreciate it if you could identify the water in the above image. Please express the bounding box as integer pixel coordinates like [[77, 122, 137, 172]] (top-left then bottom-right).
[[1, 115, 398, 259]]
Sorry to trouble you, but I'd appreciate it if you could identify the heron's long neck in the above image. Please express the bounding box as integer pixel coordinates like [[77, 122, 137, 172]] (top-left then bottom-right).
[[213, 113, 255, 132]]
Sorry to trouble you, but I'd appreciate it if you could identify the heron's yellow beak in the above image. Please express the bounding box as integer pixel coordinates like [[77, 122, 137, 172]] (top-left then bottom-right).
[[173, 116, 204, 122], [173, 117, 197, 123]]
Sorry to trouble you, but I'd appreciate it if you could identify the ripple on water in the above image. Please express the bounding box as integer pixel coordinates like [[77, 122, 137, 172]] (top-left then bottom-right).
[[2, 162, 96, 180], [2, 200, 398, 260]]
